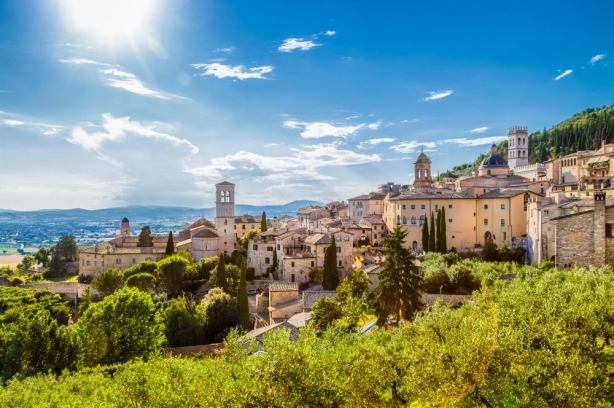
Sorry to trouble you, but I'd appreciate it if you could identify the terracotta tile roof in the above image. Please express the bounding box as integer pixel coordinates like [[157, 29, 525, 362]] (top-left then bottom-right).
[[302, 291, 337, 309], [269, 282, 299, 292], [192, 228, 219, 239], [477, 188, 529, 198], [235, 215, 262, 223], [389, 189, 474, 200], [348, 192, 387, 201], [247, 321, 300, 342]]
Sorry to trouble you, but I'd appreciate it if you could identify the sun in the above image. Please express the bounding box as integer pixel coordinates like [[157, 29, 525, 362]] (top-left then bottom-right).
[[64, 0, 159, 39]]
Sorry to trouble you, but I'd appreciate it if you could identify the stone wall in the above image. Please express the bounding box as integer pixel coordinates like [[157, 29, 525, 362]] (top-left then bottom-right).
[[270, 289, 299, 307], [247, 240, 276, 277], [555, 211, 595, 268], [19, 282, 97, 298]]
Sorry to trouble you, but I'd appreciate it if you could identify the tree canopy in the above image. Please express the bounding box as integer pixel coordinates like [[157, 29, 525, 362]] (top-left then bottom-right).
[[137, 226, 154, 247]]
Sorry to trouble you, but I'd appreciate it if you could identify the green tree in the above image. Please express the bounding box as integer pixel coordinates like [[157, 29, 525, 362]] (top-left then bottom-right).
[[45, 250, 66, 278], [336, 268, 370, 302], [75, 287, 93, 321], [55, 235, 78, 262], [322, 235, 339, 290], [137, 226, 153, 247], [237, 257, 251, 330], [435, 209, 441, 253], [428, 213, 436, 252], [260, 212, 267, 232], [214, 253, 228, 293], [421, 214, 429, 253], [197, 256, 218, 280], [126, 273, 157, 292], [439, 207, 447, 253], [309, 267, 323, 283], [201, 288, 238, 342], [374, 223, 422, 325], [75, 287, 164, 367], [481, 239, 499, 262], [90, 268, 125, 297], [124, 260, 158, 279], [239, 228, 261, 251], [16, 256, 34, 272], [157, 255, 193, 296], [159, 295, 206, 347], [311, 296, 343, 331], [32, 247, 51, 268], [164, 231, 174, 257]]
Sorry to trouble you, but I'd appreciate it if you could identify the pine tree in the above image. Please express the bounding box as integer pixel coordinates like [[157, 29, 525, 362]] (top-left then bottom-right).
[[237, 257, 251, 330], [260, 212, 268, 232], [322, 235, 339, 290], [165, 231, 174, 257], [374, 223, 422, 325], [429, 213, 436, 252], [439, 207, 447, 253], [215, 253, 228, 293], [421, 215, 429, 253], [137, 226, 153, 247]]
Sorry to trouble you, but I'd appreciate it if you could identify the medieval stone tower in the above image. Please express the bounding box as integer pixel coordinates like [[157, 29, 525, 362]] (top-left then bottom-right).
[[414, 149, 432, 191], [120, 217, 130, 237], [508, 126, 529, 169], [215, 181, 236, 254]]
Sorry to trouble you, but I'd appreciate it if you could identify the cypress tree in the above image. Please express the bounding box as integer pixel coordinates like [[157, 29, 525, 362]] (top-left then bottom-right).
[[260, 212, 268, 232], [435, 210, 441, 253], [322, 235, 339, 290], [272, 249, 278, 270], [439, 207, 447, 253], [164, 231, 174, 257], [137, 226, 153, 247], [421, 214, 429, 253], [237, 256, 251, 330], [429, 213, 436, 252], [215, 253, 228, 293]]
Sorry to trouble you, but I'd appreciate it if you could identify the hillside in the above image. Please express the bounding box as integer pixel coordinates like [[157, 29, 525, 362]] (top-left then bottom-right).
[[438, 102, 614, 180]]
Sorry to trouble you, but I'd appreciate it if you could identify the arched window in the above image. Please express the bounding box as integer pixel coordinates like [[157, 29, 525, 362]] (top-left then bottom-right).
[[419, 215, 425, 226], [265, 257, 270, 265], [411, 216, 417, 225], [402, 216, 407, 225], [425, 169, 429, 177]]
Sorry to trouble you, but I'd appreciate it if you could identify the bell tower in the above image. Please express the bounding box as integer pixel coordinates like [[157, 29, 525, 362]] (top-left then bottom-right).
[[120, 217, 130, 237], [508, 126, 529, 169], [215, 181, 236, 254], [414, 147, 432, 191]]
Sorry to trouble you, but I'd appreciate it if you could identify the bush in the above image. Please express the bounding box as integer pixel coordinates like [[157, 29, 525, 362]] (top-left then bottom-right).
[[197, 257, 218, 280], [159, 295, 206, 347], [181, 279, 207, 293], [90, 268, 125, 296], [245, 267, 255, 281], [309, 267, 323, 283], [126, 273, 157, 292], [8, 276, 24, 286], [78, 275, 93, 284], [201, 288, 238, 342]]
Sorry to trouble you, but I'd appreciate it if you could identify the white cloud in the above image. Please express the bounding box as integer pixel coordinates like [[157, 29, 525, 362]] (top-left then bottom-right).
[[192, 63, 273, 80], [366, 121, 382, 130], [554, 70, 573, 80], [470, 127, 489, 133], [357, 138, 395, 149], [400, 119, 419, 123], [278, 38, 320, 52], [264, 143, 281, 147], [185, 142, 380, 182], [3, 120, 25, 127], [213, 47, 235, 53], [590, 54, 606, 64], [59, 58, 109, 66], [283, 121, 379, 138], [67, 114, 198, 164], [390, 141, 437, 154], [99, 69, 186, 99], [345, 115, 360, 120], [325, 31, 336, 36], [442, 136, 507, 147], [424, 90, 453, 101]]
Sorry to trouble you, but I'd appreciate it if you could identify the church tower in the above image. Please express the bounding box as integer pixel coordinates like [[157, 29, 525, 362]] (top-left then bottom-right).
[[215, 181, 236, 255], [508, 126, 529, 169], [414, 148, 432, 191], [119, 217, 130, 237]]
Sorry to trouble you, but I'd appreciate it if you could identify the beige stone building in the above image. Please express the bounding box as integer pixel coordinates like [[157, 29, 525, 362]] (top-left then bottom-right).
[[551, 191, 614, 269], [296, 206, 333, 230], [78, 218, 168, 277], [347, 192, 386, 221], [234, 214, 262, 239]]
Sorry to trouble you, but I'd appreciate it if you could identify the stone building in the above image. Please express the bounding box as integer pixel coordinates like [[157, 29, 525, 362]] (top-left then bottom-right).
[[296, 206, 333, 230], [347, 192, 386, 221], [234, 214, 262, 239], [551, 191, 614, 269], [413, 150, 432, 191], [78, 218, 168, 277], [507, 126, 529, 169]]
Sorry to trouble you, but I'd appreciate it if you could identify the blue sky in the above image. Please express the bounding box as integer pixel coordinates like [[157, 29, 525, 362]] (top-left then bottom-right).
[[1, 0, 613, 210]]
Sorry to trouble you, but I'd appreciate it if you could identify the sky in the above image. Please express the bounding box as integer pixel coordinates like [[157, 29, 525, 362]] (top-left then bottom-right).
[[0, 0, 613, 211]]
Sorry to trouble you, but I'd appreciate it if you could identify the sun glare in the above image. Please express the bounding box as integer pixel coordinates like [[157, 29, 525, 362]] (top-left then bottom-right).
[[65, 0, 157, 38]]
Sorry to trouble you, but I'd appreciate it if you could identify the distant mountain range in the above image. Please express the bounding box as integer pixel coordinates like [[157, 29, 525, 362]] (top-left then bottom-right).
[[0, 200, 325, 223]]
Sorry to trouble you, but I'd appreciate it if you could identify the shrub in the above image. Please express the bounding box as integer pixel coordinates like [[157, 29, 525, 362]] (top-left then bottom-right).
[[124, 261, 158, 279], [197, 257, 218, 280], [78, 274, 94, 284], [90, 268, 125, 296], [201, 288, 238, 342], [159, 295, 206, 347], [245, 267, 255, 281], [309, 267, 323, 283]]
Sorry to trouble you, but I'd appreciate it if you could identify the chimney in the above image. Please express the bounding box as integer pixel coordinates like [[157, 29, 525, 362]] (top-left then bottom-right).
[[594, 191, 607, 266]]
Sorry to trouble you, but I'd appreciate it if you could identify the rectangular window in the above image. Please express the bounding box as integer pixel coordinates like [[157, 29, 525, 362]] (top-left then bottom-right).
[[448, 219, 452, 223], [484, 205, 489, 210], [501, 219, 505, 226], [267, 246, 273, 251], [501, 204, 505, 210], [421, 204, 426, 210], [132, 258, 136, 264], [291, 262, 295, 267], [116, 258, 121, 264], [81, 260, 84, 266], [449, 205, 452, 209], [411, 205, 415, 209], [94, 261, 97, 267], [265, 258, 270, 264], [253, 244, 258, 250], [86, 260, 90, 266], [242, 225, 245, 230], [435, 205, 439, 212], [484, 219, 488, 226], [402, 205, 406, 210], [101, 261, 104, 267], [338, 260, 342, 267], [337, 247, 341, 253], [544, 210, 550, 217], [607, 224, 614, 237], [277, 244, 280, 250], [503, 232, 507, 240], [311, 261, 315, 267]]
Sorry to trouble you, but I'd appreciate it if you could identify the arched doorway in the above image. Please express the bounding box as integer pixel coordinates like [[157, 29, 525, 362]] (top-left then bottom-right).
[[412, 241, 418, 253], [484, 231, 492, 244]]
